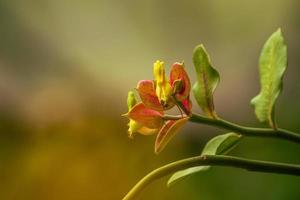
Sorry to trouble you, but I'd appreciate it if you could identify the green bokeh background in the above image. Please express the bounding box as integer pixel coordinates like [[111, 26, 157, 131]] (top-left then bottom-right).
[[0, 0, 299, 199]]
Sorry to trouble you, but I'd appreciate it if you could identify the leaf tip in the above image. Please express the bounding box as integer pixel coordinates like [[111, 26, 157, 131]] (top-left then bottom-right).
[[167, 176, 177, 187], [268, 28, 285, 43], [275, 27, 282, 35], [193, 44, 206, 53], [154, 138, 163, 154]]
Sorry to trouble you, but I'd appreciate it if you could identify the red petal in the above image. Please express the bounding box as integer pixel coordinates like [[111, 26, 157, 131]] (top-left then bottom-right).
[[154, 117, 188, 154], [181, 96, 192, 114], [136, 80, 163, 111], [170, 62, 191, 101], [127, 103, 164, 129]]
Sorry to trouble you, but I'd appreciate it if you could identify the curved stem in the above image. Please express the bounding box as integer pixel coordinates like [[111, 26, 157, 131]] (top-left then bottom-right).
[[164, 113, 300, 143], [123, 155, 300, 200]]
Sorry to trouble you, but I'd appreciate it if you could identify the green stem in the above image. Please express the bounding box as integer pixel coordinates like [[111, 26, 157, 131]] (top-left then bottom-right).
[[164, 113, 300, 143], [191, 114, 300, 143], [123, 155, 300, 200]]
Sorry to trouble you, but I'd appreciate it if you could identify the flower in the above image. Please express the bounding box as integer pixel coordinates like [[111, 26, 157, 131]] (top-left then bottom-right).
[[125, 100, 189, 153], [124, 91, 160, 138], [137, 60, 192, 113], [123, 60, 192, 153]]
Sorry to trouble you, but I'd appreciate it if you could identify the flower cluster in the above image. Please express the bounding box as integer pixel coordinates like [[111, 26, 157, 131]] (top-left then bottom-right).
[[123, 60, 191, 153]]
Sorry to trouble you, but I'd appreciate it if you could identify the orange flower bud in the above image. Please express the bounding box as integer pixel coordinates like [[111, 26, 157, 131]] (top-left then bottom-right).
[[170, 62, 191, 101]]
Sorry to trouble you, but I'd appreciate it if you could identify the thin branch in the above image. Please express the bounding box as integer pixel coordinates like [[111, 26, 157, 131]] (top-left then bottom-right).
[[190, 113, 300, 143], [122, 155, 300, 200], [163, 113, 300, 143]]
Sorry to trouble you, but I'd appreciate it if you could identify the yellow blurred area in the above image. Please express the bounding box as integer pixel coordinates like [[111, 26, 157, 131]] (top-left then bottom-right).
[[0, 0, 300, 199]]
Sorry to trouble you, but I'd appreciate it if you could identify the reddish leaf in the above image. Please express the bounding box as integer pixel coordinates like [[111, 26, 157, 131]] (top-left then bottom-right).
[[155, 117, 188, 154]]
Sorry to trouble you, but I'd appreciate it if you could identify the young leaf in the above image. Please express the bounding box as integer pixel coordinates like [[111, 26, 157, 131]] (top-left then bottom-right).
[[251, 28, 287, 129], [201, 132, 241, 155], [155, 118, 188, 154], [167, 132, 241, 186], [192, 44, 220, 118]]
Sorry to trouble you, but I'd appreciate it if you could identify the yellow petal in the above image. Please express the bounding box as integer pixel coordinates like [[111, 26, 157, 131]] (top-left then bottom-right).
[[153, 60, 173, 109], [138, 126, 158, 135], [128, 119, 142, 138]]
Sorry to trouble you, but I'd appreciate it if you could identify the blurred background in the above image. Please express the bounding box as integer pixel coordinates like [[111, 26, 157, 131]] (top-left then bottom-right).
[[0, 0, 299, 199]]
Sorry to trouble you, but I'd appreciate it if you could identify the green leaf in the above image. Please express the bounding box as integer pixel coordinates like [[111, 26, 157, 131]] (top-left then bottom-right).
[[192, 44, 220, 118], [251, 28, 287, 129], [201, 132, 241, 155], [167, 132, 241, 186]]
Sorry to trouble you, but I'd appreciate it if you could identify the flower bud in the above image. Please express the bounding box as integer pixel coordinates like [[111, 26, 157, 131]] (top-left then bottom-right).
[[170, 62, 191, 101], [127, 90, 137, 110]]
